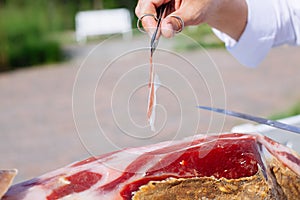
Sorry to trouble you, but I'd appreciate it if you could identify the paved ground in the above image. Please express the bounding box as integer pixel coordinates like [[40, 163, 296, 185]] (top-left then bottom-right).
[[1, 35, 300, 183]]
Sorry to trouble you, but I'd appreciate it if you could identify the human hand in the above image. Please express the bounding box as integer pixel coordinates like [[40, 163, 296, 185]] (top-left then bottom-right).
[[135, 0, 248, 40]]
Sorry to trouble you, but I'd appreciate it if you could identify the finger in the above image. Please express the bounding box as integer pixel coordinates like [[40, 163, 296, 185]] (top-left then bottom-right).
[[136, 0, 173, 36], [160, 19, 174, 38], [135, 0, 171, 15], [161, 15, 185, 38], [138, 15, 158, 36], [161, 1, 207, 38], [135, 1, 156, 32]]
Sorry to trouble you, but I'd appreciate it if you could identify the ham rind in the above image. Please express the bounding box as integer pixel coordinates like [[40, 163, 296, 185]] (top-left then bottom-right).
[[254, 133, 300, 175], [3, 133, 300, 200]]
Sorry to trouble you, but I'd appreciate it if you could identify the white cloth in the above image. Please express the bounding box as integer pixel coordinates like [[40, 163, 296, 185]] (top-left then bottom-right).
[[213, 0, 300, 67]]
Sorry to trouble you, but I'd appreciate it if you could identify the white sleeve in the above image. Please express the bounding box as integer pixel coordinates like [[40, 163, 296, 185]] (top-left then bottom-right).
[[213, 0, 300, 67]]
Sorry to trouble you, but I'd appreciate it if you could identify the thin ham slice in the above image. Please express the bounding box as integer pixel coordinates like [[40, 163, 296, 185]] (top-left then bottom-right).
[[147, 56, 160, 131]]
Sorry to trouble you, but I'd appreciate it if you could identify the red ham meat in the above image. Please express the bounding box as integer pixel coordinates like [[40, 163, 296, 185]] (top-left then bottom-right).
[[3, 133, 300, 199]]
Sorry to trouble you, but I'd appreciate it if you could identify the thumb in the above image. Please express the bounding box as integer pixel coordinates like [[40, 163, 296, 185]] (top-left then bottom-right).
[[160, 11, 186, 38]]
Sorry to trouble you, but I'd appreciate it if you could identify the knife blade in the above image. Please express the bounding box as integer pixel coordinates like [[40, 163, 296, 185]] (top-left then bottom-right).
[[197, 106, 300, 134]]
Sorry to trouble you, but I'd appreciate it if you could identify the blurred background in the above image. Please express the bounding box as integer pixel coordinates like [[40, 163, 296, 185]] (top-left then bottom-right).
[[0, 0, 300, 184], [0, 0, 139, 71], [0, 0, 222, 72]]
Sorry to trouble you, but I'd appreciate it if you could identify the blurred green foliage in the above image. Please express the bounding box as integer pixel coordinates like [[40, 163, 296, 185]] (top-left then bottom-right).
[[174, 24, 224, 51], [270, 101, 300, 120], [0, 0, 138, 71], [0, 0, 66, 71]]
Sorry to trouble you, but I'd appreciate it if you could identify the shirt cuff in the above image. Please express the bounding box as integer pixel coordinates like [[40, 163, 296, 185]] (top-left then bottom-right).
[[287, 0, 300, 45], [213, 0, 277, 67]]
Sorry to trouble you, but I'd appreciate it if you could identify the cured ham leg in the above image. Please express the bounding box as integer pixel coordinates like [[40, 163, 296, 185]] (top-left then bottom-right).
[[3, 133, 300, 199]]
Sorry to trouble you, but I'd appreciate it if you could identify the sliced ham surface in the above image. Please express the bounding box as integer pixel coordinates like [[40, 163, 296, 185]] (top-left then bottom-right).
[[3, 133, 300, 200]]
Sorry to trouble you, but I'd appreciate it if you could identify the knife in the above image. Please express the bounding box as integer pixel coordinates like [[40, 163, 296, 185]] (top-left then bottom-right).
[[197, 106, 300, 134]]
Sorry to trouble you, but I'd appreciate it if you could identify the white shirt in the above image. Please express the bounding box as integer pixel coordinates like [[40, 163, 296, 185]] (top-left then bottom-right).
[[213, 0, 300, 67]]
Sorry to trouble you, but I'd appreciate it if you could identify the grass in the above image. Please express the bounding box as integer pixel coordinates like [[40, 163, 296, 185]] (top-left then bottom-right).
[[174, 24, 224, 51], [270, 101, 300, 120]]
